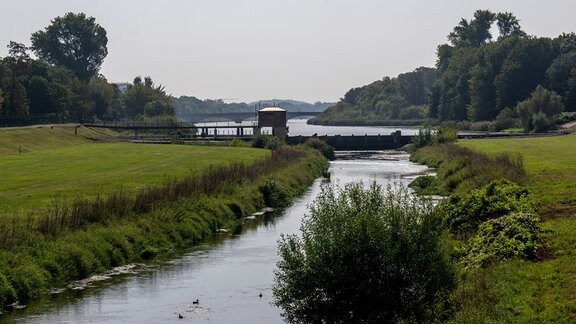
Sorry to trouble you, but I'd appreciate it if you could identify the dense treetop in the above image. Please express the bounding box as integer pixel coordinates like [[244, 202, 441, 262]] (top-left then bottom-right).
[[31, 12, 108, 82]]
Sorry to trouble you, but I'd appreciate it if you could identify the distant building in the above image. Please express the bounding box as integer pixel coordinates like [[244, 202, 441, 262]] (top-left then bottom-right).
[[258, 107, 287, 139]]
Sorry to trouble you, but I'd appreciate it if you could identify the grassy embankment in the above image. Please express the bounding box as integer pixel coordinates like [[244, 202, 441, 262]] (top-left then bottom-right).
[[0, 125, 328, 311], [412, 134, 576, 322]]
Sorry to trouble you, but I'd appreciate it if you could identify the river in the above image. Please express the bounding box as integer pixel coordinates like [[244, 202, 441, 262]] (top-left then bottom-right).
[[2, 125, 428, 324]]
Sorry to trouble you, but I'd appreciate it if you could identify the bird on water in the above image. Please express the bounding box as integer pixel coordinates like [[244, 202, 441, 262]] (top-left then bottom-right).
[[192, 299, 199, 305]]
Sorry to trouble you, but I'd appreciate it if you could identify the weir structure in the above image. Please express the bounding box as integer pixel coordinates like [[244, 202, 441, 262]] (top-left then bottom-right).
[[286, 131, 412, 150], [81, 112, 415, 150]]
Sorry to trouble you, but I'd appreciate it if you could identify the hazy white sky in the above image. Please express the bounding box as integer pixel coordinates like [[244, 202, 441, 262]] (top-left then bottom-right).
[[1, 1, 575, 103]]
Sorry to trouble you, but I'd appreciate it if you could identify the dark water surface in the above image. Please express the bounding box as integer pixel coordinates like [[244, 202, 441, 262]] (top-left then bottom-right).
[[3, 151, 427, 324]]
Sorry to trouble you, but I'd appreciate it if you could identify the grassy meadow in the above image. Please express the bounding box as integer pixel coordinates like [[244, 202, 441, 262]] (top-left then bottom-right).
[[0, 140, 268, 215], [453, 134, 576, 322]]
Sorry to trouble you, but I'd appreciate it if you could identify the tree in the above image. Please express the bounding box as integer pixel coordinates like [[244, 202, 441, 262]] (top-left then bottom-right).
[[88, 76, 115, 118], [448, 10, 496, 48], [546, 51, 576, 111], [2, 42, 31, 116], [273, 182, 454, 323], [31, 12, 107, 81], [516, 85, 564, 132], [496, 12, 527, 39], [123, 76, 173, 119]]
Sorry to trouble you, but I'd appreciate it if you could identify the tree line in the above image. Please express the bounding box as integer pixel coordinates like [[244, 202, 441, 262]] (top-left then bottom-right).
[[317, 10, 576, 132], [0, 12, 174, 126], [311, 67, 436, 124], [431, 10, 575, 132], [172, 97, 334, 120]]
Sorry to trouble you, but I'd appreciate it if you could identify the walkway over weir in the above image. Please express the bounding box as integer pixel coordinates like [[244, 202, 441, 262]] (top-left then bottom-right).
[[287, 133, 413, 150]]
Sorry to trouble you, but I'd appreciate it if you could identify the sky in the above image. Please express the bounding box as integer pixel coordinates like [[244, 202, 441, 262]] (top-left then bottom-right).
[[1, 1, 575, 103]]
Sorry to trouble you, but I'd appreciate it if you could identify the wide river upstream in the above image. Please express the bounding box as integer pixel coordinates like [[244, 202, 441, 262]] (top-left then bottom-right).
[[3, 121, 427, 323]]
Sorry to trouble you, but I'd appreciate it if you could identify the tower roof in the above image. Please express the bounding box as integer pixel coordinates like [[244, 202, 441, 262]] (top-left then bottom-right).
[[259, 107, 286, 112]]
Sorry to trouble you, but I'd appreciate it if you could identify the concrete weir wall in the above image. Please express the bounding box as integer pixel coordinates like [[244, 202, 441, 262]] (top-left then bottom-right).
[[286, 133, 414, 151]]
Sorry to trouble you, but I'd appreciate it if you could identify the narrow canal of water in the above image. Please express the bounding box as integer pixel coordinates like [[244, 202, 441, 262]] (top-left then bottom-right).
[[3, 151, 428, 324]]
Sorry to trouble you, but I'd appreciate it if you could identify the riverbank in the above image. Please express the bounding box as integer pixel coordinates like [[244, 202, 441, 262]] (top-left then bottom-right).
[[0, 127, 328, 314], [411, 134, 576, 322]]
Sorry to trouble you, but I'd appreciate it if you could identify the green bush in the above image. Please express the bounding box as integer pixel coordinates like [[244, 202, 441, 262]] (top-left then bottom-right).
[[411, 128, 434, 148], [0, 271, 17, 306], [436, 125, 458, 143], [411, 144, 526, 194], [228, 138, 247, 147], [274, 182, 455, 323], [303, 137, 335, 160], [437, 179, 534, 234], [259, 179, 289, 208], [457, 213, 543, 270], [251, 134, 284, 150], [409, 175, 449, 196]]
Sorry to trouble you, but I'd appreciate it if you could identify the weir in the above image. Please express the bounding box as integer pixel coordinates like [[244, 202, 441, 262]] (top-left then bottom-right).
[[286, 132, 413, 151]]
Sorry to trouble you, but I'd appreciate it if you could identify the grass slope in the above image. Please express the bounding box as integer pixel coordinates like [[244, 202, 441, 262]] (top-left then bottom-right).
[[0, 124, 117, 155], [455, 134, 576, 322], [0, 126, 269, 215]]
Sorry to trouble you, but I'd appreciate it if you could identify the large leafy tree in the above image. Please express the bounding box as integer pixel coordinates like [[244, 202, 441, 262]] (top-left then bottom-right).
[[448, 10, 496, 48], [124, 76, 174, 119], [274, 182, 454, 323], [30, 12, 108, 82], [516, 85, 564, 132], [496, 12, 527, 39]]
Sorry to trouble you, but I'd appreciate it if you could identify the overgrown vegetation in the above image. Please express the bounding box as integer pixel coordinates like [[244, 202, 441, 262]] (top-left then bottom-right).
[[409, 125, 459, 150], [437, 179, 534, 234], [303, 137, 335, 160], [456, 213, 543, 271], [251, 134, 284, 150], [274, 182, 455, 323], [410, 143, 525, 194], [411, 134, 576, 322], [408, 175, 449, 196]]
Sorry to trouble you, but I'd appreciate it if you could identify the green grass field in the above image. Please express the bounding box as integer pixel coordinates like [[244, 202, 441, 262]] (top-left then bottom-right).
[[0, 126, 269, 216], [456, 134, 576, 322]]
